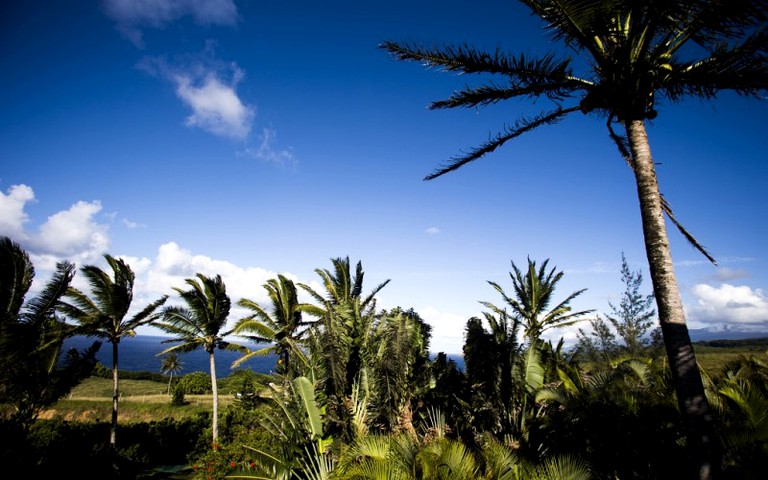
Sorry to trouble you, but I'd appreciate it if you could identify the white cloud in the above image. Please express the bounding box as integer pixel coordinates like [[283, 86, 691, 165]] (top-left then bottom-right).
[[0, 185, 109, 268], [31, 201, 109, 259], [687, 283, 768, 328], [174, 71, 254, 139], [419, 305, 469, 355], [0, 184, 35, 241], [103, 0, 239, 46], [425, 227, 441, 236], [238, 128, 296, 167], [142, 241, 285, 316], [139, 54, 255, 140]]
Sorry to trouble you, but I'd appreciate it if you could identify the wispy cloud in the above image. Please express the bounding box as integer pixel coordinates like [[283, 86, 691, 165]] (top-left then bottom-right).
[[711, 267, 750, 282], [139, 51, 255, 140], [564, 261, 616, 275], [123, 218, 146, 229], [103, 0, 239, 47], [237, 127, 296, 167], [425, 227, 441, 236]]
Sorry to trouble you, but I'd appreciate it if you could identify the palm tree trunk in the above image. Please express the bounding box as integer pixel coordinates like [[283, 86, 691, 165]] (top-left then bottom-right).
[[625, 119, 720, 479], [111, 341, 119, 450], [209, 351, 219, 447]]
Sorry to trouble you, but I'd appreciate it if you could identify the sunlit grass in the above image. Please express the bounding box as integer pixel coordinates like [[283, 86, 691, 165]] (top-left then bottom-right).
[[45, 377, 238, 423]]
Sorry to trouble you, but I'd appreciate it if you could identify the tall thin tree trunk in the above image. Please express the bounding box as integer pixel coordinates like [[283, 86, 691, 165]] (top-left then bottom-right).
[[625, 119, 720, 479], [111, 340, 119, 450], [209, 350, 219, 447]]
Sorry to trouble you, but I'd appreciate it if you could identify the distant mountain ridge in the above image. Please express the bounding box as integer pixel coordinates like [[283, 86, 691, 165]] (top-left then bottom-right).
[[689, 327, 768, 343]]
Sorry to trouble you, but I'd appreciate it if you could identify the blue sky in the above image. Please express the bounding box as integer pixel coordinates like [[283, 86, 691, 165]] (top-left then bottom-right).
[[2, 0, 767, 354]]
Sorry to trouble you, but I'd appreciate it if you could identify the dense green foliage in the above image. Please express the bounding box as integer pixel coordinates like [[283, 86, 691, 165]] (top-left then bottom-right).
[[0, 415, 208, 479], [0, 237, 99, 433]]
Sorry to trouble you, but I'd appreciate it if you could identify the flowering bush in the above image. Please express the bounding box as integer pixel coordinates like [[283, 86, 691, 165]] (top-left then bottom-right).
[[190, 442, 258, 480]]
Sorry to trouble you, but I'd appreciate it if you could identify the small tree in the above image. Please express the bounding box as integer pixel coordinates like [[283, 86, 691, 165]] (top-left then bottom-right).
[[575, 315, 618, 364], [160, 352, 184, 395], [482, 257, 594, 345], [608, 253, 658, 357], [578, 253, 657, 360]]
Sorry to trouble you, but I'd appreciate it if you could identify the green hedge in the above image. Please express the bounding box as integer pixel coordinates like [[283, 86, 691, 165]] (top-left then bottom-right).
[[0, 414, 209, 479]]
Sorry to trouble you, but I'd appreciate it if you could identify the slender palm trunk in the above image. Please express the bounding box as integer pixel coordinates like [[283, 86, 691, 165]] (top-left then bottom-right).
[[209, 350, 219, 447], [111, 340, 119, 450], [625, 119, 720, 479]]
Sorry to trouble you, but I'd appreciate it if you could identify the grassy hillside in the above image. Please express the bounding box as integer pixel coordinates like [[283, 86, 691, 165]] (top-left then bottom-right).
[[43, 377, 235, 423]]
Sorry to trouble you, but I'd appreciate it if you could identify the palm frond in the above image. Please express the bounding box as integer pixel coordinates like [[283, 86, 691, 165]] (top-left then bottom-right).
[[660, 195, 717, 264], [424, 106, 581, 180], [25, 261, 75, 324], [430, 80, 578, 109], [126, 294, 168, 327], [0, 236, 34, 321]]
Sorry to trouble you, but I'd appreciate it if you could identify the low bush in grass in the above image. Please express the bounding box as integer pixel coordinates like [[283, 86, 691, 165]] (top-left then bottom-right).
[[179, 372, 212, 394]]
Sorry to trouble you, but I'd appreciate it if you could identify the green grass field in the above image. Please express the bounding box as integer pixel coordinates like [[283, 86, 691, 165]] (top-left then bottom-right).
[[44, 377, 236, 422]]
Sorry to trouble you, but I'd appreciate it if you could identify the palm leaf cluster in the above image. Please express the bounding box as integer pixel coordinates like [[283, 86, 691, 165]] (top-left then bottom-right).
[[0, 237, 99, 434]]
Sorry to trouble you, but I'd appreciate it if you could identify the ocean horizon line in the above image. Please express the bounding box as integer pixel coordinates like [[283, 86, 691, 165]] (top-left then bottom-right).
[[62, 334, 464, 379]]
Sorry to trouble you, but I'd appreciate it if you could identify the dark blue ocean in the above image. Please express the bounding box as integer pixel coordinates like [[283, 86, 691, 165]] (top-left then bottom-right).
[[62, 335, 279, 379], [62, 335, 464, 379]]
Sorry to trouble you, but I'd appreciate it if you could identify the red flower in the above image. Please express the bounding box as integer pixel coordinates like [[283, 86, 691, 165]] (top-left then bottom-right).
[[230, 461, 236, 468], [249, 461, 255, 468]]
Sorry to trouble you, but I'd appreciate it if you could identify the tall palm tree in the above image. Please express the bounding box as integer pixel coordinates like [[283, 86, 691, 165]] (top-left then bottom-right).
[[299, 257, 390, 441], [233, 274, 314, 377], [482, 258, 593, 344], [154, 273, 247, 446], [0, 236, 98, 434], [60, 254, 168, 450], [381, 2, 767, 475], [160, 352, 184, 395]]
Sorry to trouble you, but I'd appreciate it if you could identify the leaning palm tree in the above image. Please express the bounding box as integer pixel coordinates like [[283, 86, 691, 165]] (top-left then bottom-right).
[[60, 254, 168, 450], [381, 2, 767, 476], [482, 258, 593, 344], [233, 274, 314, 378], [154, 273, 247, 446]]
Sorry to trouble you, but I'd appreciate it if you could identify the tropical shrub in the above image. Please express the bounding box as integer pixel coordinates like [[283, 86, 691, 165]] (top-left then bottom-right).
[[179, 372, 212, 394]]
